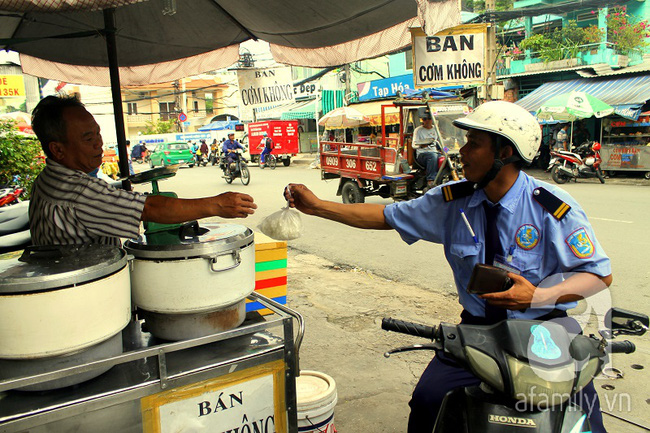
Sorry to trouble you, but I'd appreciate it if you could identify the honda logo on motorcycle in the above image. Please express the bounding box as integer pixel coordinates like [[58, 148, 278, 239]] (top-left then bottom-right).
[[488, 414, 537, 427]]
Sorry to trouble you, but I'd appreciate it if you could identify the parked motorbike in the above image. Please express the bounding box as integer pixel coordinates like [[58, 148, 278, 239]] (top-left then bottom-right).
[[0, 198, 30, 253], [219, 150, 250, 185], [548, 141, 605, 184], [382, 308, 648, 433], [0, 186, 24, 207]]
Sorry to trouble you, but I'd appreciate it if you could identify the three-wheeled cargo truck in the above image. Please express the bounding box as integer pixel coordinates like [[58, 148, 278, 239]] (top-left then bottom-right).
[[320, 98, 471, 203]]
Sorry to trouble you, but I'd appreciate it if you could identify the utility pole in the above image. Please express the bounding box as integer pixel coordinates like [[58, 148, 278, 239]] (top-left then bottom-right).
[[344, 63, 351, 106], [485, 0, 496, 101], [173, 80, 182, 132]]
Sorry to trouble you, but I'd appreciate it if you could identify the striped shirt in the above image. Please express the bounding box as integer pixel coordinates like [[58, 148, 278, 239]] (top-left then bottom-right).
[[29, 160, 146, 246]]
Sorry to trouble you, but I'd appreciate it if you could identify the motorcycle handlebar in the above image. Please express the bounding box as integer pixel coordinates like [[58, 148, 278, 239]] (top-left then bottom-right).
[[609, 340, 636, 354], [381, 318, 438, 340]]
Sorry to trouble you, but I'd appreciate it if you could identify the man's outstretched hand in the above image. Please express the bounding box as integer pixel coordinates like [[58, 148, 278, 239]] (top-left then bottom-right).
[[213, 192, 257, 218]]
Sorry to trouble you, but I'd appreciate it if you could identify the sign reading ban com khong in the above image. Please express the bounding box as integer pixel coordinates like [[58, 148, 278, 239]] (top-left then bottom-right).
[[412, 24, 487, 88]]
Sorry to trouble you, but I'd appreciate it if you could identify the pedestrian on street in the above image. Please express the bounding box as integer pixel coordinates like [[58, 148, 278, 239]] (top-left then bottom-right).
[[284, 101, 611, 433]]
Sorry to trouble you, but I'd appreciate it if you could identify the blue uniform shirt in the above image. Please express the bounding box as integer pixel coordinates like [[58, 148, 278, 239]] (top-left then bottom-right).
[[384, 171, 611, 319], [222, 139, 244, 153]]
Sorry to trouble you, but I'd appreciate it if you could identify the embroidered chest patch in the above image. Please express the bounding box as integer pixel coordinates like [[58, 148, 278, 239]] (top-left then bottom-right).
[[565, 228, 595, 259], [515, 224, 541, 250]]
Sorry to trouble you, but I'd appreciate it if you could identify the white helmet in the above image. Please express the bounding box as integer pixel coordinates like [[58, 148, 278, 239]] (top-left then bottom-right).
[[453, 101, 541, 163]]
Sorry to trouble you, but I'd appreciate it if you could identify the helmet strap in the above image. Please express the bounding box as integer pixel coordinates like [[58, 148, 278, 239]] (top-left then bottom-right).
[[473, 136, 521, 190]]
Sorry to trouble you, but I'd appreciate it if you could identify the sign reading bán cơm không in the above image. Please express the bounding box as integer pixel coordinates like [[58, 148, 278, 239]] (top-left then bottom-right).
[[237, 67, 295, 110], [412, 24, 487, 89]]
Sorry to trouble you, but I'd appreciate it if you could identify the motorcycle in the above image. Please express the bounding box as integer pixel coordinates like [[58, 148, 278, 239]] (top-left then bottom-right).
[[411, 141, 462, 193], [382, 308, 648, 433], [208, 148, 220, 166], [0, 186, 30, 253], [0, 186, 24, 207], [548, 141, 605, 184], [219, 150, 250, 185]]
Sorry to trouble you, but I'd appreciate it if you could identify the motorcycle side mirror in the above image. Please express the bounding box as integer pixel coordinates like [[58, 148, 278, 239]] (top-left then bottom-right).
[[606, 308, 649, 336]]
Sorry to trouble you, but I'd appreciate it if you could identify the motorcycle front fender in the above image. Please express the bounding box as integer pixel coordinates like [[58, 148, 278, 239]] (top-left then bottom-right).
[[434, 387, 591, 433]]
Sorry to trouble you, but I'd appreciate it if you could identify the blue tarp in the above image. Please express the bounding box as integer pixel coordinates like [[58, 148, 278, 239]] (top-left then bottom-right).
[[399, 88, 458, 99], [516, 75, 650, 120], [198, 120, 240, 131]]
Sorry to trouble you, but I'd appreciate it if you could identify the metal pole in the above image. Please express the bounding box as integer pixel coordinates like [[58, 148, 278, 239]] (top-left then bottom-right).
[[485, 0, 496, 101], [103, 8, 130, 185]]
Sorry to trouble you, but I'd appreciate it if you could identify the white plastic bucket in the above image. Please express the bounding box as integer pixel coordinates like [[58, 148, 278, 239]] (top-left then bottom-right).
[[296, 370, 338, 433]]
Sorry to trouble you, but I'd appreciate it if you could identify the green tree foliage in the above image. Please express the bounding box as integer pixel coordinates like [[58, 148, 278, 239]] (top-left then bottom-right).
[[518, 21, 604, 62], [0, 120, 44, 198], [143, 118, 176, 134], [464, 0, 513, 12], [607, 6, 649, 55]]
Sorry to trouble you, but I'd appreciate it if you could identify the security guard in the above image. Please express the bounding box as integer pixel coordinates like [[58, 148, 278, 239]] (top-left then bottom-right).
[[284, 101, 612, 433]]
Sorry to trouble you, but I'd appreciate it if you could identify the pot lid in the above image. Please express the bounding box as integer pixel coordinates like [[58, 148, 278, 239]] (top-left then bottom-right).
[[0, 244, 127, 294], [124, 222, 253, 259]]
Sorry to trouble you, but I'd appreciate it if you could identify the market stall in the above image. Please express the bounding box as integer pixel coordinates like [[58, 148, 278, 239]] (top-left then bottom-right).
[[601, 114, 650, 178]]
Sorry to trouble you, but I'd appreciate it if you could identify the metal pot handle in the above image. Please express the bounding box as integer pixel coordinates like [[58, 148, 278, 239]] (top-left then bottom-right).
[[206, 250, 241, 272]]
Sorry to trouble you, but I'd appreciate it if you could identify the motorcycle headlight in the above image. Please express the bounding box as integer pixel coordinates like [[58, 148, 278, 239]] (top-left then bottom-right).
[[507, 355, 575, 408], [465, 347, 504, 392]]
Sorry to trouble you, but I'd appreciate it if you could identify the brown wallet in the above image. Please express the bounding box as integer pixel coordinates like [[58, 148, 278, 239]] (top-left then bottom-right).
[[466, 263, 514, 294]]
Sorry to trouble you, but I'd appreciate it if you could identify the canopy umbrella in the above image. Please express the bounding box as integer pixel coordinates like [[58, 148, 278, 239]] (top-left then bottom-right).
[[536, 91, 614, 149], [536, 91, 614, 122], [0, 0, 459, 177], [318, 107, 370, 129]]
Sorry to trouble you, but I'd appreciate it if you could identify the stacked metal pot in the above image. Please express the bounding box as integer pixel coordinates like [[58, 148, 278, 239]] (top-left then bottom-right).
[[0, 223, 255, 391], [0, 244, 131, 391], [124, 222, 255, 341]]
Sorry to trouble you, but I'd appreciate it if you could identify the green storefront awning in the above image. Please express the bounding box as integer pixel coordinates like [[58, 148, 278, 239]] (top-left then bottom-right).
[[281, 99, 318, 120]]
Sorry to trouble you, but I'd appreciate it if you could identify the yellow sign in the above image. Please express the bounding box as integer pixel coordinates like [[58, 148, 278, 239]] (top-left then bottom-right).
[[142, 359, 288, 433], [0, 75, 26, 98]]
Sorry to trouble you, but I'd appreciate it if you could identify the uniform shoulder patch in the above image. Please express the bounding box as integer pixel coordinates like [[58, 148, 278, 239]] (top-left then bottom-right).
[[565, 228, 595, 259], [442, 181, 477, 202], [532, 187, 571, 220]]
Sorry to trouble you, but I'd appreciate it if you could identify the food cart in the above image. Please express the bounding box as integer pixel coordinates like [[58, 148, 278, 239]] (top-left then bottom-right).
[[600, 115, 650, 178], [0, 167, 304, 433], [0, 293, 303, 433]]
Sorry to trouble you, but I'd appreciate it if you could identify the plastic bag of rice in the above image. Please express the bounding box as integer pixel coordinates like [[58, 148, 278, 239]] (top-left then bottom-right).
[[258, 206, 303, 240]]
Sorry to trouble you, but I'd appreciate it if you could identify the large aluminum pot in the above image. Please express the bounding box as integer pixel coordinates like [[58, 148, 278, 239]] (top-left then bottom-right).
[[0, 245, 131, 359], [124, 223, 255, 314]]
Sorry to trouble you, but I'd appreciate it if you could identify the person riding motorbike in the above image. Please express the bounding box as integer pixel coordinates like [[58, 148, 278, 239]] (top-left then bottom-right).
[[413, 108, 441, 190], [284, 101, 612, 433], [222, 132, 245, 172], [259, 132, 274, 168]]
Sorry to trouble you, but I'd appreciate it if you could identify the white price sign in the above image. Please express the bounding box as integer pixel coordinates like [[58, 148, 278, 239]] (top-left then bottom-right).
[[412, 24, 487, 88], [142, 361, 287, 433]]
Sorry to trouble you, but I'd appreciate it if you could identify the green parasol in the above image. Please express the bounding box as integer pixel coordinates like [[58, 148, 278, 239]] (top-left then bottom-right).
[[536, 91, 614, 122]]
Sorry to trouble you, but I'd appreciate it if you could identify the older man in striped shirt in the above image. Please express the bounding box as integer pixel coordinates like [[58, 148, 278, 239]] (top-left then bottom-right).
[[29, 96, 256, 246]]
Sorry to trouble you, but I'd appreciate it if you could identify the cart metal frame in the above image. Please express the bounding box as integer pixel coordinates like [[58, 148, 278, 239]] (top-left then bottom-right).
[[0, 293, 304, 433]]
